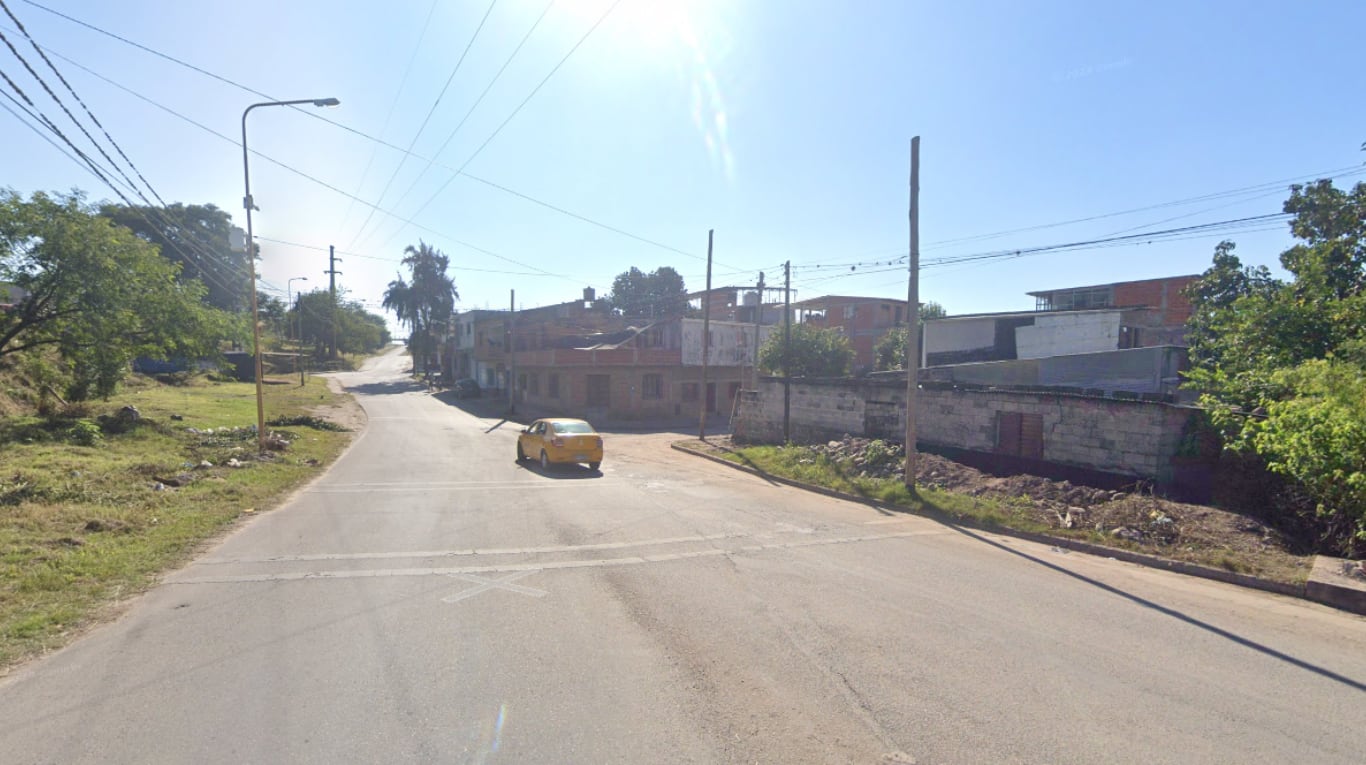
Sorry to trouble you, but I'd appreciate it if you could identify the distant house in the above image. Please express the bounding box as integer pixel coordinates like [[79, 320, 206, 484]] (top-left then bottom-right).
[[790, 295, 911, 374], [510, 317, 775, 423], [444, 288, 778, 424], [1026, 274, 1197, 347], [919, 275, 1198, 397]]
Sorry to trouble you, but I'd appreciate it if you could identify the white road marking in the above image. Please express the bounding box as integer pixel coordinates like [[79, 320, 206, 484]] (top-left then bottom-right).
[[442, 571, 547, 603], [204, 532, 752, 564], [309, 481, 605, 493], [170, 530, 948, 585]]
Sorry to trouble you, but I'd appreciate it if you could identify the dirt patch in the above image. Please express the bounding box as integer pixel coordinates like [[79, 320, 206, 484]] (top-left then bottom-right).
[[307, 376, 367, 433], [696, 435, 1313, 584]]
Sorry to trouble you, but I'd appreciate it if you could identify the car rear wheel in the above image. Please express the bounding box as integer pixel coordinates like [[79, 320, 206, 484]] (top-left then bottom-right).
[[540, 450, 550, 470], [516, 442, 525, 462], [588, 461, 600, 471]]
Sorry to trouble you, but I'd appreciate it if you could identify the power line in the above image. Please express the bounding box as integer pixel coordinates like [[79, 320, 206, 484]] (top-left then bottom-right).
[[345, 0, 501, 250], [255, 236, 559, 276], [15, 5, 705, 265], [379, 0, 556, 233], [0, 67, 252, 306], [921, 162, 1366, 249], [362, 0, 628, 254], [0, 10, 251, 303], [0, 21, 153, 208], [790, 212, 1294, 293], [334, 0, 440, 239], [1, 0, 164, 205], [6, 32, 572, 282]]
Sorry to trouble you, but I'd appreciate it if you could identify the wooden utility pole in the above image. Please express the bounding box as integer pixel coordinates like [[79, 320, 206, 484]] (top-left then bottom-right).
[[782, 260, 791, 444], [904, 136, 921, 489], [698, 230, 714, 439], [508, 289, 516, 414]]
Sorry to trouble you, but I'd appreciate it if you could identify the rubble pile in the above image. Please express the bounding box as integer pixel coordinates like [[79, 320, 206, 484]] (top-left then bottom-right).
[[801, 435, 1185, 543]]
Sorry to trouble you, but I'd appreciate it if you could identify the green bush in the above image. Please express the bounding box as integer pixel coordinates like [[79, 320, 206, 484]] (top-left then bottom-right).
[[68, 419, 103, 446], [1245, 360, 1366, 553]]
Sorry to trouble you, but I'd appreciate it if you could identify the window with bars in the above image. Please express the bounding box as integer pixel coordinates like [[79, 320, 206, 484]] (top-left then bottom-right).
[[642, 373, 664, 399]]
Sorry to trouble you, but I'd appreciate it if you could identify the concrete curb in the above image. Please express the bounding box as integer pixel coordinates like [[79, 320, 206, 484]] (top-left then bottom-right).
[[671, 441, 1365, 616]]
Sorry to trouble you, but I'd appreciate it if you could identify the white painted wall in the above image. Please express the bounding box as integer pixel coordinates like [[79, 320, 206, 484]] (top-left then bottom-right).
[[681, 318, 777, 366], [924, 317, 997, 354], [1015, 311, 1122, 359]]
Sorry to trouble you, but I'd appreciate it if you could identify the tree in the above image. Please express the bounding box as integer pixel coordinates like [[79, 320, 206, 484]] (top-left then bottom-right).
[[1183, 240, 1279, 373], [874, 300, 947, 371], [605, 266, 688, 321], [1185, 179, 1366, 552], [383, 241, 458, 370], [100, 202, 252, 312], [757, 323, 854, 378], [294, 292, 391, 358], [1, 190, 238, 399]]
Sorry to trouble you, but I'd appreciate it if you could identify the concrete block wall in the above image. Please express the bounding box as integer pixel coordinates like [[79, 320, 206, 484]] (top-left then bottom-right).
[[734, 377, 1195, 483], [1015, 312, 1121, 359]]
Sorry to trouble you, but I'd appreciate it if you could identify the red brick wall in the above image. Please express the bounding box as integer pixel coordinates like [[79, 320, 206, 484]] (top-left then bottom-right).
[[1113, 276, 1197, 326]]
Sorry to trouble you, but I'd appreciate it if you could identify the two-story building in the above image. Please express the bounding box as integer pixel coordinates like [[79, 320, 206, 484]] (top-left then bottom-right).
[[919, 275, 1198, 398], [790, 295, 911, 374], [510, 317, 776, 424]]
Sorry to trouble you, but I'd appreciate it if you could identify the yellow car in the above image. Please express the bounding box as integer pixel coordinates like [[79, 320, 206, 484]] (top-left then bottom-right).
[[517, 418, 603, 471]]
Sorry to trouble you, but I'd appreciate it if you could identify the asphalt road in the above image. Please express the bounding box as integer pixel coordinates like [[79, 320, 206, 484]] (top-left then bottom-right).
[[2, 348, 1364, 764]]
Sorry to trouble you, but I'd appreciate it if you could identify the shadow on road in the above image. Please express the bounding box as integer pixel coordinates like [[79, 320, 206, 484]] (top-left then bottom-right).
[[513, 460, 602, 480], [345, 379, 429, 397], [948, 523, 1366, 695]]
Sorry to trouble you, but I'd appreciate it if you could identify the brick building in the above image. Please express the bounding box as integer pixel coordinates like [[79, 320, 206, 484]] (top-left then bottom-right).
[[1027, 274, 1197, 346], [790, 295, 910, 374], [510, 318, 773, 424]]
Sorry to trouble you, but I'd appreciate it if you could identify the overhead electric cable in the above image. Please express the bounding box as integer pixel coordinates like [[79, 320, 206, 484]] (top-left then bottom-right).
[[11, 9, 704, 263], [345, 0, 501, 250]]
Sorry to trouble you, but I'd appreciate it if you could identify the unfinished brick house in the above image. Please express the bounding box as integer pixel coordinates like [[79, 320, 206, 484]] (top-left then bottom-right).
[[790, 295, 911, 374], [919, 275, 1199, 397]]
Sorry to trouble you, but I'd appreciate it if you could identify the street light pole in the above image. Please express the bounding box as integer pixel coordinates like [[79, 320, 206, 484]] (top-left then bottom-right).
[[241, 97, 339, 451], [288, 276, 308, 386]]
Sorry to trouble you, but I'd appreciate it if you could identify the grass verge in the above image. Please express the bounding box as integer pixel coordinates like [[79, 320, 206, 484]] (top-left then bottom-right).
[[678, 439, 1312, 586], [0, 374, 356, 672]]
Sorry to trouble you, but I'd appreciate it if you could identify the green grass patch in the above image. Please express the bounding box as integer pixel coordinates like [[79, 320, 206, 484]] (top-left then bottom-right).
[[0, 375, 355, 671]]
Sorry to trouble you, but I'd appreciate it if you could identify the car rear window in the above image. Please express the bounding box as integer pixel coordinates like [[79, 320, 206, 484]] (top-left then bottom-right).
[[552, 421, 594, 434]]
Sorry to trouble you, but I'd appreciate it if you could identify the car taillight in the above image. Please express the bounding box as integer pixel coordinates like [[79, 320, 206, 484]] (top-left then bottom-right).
[[596, 437, 603, 448], [551, 437, 564, 447]]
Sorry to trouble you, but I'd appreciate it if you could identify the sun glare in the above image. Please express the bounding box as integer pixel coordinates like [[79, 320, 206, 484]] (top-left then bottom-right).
[[558, 0, 706, 52]]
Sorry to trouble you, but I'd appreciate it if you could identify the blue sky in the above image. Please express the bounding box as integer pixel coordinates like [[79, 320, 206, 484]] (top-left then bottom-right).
[[3, 0, 1364, 330]]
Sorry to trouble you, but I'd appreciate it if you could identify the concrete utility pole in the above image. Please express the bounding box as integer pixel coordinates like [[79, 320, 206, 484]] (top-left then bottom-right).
[[783, 260, 791, 444], [904, 136, 921, 489], [751, 271, 765, 389], [325, 245, 342, 360], [508, 289, 516, 414], [698, 230, 714, 439]]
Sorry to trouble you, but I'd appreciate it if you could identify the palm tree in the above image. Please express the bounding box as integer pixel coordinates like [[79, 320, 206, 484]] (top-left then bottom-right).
[[383, 241, 458, 372]]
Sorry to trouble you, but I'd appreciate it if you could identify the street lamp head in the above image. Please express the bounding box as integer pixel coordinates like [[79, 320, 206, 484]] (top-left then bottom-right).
[[313, 98, 340, 108]]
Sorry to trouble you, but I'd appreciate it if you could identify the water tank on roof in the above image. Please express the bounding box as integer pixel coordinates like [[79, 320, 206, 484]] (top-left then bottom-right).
[[742, 291, 760, 307], [583, 286, 596, 302]]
